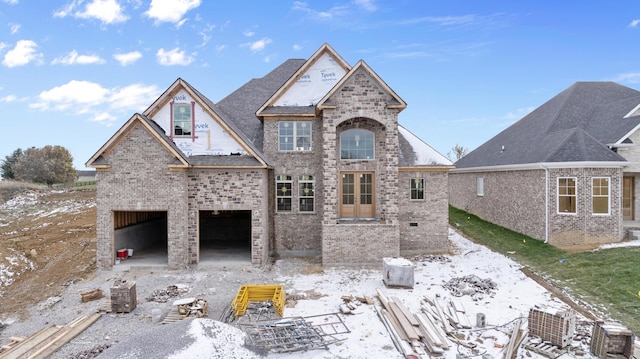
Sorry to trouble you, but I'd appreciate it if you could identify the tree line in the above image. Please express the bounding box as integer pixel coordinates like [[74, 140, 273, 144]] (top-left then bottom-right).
[[1, 145, 76, 186]]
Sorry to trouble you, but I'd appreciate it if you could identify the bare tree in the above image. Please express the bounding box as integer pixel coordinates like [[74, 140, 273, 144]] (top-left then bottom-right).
[[447, 144, 468, 161]]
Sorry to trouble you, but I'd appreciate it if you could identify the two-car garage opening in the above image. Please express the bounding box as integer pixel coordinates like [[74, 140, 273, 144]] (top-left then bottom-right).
[[112, 210, 252, 266]]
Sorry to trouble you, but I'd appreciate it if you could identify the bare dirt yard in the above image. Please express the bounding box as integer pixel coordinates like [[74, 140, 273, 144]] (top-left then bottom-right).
[[0, 185, 635, 359], [0, 186, 97, 316]]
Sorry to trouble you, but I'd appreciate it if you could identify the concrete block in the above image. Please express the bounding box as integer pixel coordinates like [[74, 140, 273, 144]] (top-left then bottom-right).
[[382, 257, 414, 288]]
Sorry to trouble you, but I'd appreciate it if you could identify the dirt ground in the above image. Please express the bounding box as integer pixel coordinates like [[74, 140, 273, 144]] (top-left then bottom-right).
[[0, 186, 97, 318]]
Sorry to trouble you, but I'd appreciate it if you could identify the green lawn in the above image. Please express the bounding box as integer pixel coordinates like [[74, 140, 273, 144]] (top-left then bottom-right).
[[449, 206, 640, 333]]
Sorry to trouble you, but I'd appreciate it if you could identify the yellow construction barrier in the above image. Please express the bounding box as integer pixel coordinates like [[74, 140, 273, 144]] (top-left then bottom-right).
[[231, 284, 285, 319]]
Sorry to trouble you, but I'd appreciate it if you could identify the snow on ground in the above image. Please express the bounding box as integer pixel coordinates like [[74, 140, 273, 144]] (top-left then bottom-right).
[[112, 229, 594, 359]]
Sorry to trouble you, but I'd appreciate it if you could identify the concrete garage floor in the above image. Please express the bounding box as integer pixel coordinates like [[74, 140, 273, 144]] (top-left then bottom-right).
[[112, 245, 252, 272]]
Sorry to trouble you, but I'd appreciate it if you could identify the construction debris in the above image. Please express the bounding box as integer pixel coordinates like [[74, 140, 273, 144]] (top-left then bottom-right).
[[442, 274, 497, 300], [0, 314, 101, 359], [240, 313, 349, 354], [590, 321, 635, 359], [146, 284, 189, 303], [80, 288, 103, 303], [160, 297, 208, 325], [528, 305, 576, 348]]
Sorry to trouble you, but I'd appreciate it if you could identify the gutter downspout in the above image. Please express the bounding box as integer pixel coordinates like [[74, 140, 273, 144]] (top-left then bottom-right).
[[542, 164, 549, 243]]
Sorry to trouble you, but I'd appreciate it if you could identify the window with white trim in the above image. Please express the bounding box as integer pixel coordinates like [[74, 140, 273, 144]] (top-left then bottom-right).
[[477, 178, 484, 196], [173, 104, 192, 137], [410, 178, 424, 200], [299, 175, 315, 212], [278, 121, 311, 151], [276, 175, 292, 212], [592, 177, 610, 215], [558, 177, 577, 214]]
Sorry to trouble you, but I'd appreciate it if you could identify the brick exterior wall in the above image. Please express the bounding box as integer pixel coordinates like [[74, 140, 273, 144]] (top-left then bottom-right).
[[320, 67, 402, 265], [449, 167, 623, 246], [399, 170, 450, 254], [322, 224, 399, 266], [547, 167, 623, 246], [95, 123, 189, 270], [263, 118, 324, 256], [449, 170, 547, 241], [186, 169, 270, 265]]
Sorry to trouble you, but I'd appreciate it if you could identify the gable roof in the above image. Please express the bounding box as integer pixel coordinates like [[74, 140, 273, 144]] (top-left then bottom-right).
[[85, 113, 189, 169], [217, 59, 306, 151], [455, 82, 640, 170], [256, 43, 351, 117], [317, 60, 407, 111], [142, 78, 271, 167]]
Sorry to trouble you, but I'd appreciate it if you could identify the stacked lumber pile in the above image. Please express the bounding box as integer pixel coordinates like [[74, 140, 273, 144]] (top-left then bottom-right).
[[375, 289, 474, 358], [0, 314, 101, 359]]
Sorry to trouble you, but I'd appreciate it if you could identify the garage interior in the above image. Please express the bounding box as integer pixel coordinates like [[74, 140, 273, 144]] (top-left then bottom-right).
[[198, 210, 252, 262], [113, 211, 168, 264]]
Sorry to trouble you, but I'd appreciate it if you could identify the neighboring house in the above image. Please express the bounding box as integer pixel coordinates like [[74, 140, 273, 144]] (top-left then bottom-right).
[[76, 170, 96, 181], [86, 43, 453, 270], [449, 82, 640, 248]]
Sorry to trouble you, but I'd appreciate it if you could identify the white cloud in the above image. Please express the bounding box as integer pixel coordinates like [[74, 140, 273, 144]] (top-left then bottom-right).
[[292, 1, 349, 20], [52, 50, 106, 65], [243, 30, 255, 37], [56, 0, 128, 24], [0, 94, 18, 102], [248, 38, 272, 53], [354, 0, 376, 12], [145, 0, 201, 25], [629, 19, 640, 28], [3, 0, 18, 4], [197, 24, 215, 48], [293, 44, 303, 51], [2, 40, 43, 67], [156, 47, 194, 65], [9, 23, 20, 34], [29, 80, 160, 125], [113, 51, 142, 66], [108, 83, 160, 110], [504, 106, 535, 121], [30, 80, 110, 112], [400, 15, 477, 26], [616, 72, 640, 84]]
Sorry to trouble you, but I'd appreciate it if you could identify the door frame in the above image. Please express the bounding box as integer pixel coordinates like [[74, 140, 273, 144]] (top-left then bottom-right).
[[339, 171, 375, 219], [623, 176, 634, 221]]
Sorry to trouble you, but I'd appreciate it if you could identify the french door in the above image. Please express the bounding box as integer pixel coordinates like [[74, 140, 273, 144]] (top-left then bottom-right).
[[623, 176, 634, 221], [340, 172, 375, 218]]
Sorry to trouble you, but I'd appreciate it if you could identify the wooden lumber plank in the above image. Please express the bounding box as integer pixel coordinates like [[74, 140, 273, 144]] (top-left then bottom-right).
[[388, 302, 420, 341], [0, 326, 61, 359], [390, 296, 420, 327], [420, 309, 450, 349], [502, 318, 522, 359], [375, 288, 390, 310], [414, 313, 444, 347], [432, 298, 454, 334], [383, 308, 409, 342], [27, 313, 101, 359]]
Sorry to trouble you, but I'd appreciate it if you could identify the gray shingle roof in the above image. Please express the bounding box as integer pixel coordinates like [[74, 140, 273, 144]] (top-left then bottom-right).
[[216, 59, 307, 152], [455, 82, 640, 168]]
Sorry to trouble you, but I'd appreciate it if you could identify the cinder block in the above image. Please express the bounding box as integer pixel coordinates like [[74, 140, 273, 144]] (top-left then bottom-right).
[[382, 257, 414, 288], [110, 280, 137, 313]]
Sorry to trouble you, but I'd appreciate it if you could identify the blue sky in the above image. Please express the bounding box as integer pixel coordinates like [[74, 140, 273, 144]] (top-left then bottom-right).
[[2, 0, 640, 170]]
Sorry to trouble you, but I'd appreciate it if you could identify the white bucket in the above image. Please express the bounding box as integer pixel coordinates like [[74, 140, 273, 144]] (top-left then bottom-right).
[[127, 248, 133, 257]]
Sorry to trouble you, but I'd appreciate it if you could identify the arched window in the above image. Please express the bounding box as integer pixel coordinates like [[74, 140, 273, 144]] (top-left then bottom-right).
[[340, 129, 374, 160]]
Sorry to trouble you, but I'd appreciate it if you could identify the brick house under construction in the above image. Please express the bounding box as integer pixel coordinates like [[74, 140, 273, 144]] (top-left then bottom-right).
[[86, 43, 453, 270]]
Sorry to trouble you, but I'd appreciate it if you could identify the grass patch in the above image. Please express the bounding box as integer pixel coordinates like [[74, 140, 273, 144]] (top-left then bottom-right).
[[450, 206, 640, 333]]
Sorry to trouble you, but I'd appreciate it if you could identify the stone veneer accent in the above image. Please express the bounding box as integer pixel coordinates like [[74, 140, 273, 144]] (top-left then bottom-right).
[[449, 167, 623, 246], [399, 170, 450, 254], [320, 68, 401, 265], [95, 124, 188, 270]]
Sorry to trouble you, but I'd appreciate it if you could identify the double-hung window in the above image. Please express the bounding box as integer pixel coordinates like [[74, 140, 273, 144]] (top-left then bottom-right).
[[592, 177, 610, 215], [299, 175, 315, 212], [173, 104, 192, 137], [558, 177, 577, 214], [279, 121, 311, 151], [276, 175, 292, 212], [410, 178, 424, 200]]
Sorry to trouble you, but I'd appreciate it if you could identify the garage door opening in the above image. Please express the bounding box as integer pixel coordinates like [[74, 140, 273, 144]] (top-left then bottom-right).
[[114, 211, 168, 265], [199, 210, 251, 262]]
